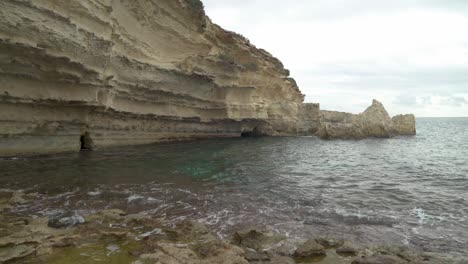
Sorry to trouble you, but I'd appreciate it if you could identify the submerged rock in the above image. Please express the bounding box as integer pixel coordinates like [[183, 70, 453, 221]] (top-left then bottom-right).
[[48, 211, 85, 229]]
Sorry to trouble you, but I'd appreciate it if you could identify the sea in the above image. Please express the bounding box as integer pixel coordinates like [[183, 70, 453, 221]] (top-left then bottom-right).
[[1, 117, 467, 257]]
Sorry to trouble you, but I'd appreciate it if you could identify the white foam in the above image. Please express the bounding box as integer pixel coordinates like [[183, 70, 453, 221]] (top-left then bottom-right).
[[87, 190, 102, 196], [106, 244, 120, 257], [127, 194, 145, 203], [411, 207, 445, 225], [139, 228, 163, 238]]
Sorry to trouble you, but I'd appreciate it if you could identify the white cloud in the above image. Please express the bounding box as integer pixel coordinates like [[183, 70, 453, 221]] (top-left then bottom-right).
[[203, 0, 468, 117]]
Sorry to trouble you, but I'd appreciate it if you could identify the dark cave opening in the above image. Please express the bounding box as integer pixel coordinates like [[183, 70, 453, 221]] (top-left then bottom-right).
[[241, 127, 262, 137], [80, 132, 94, 151]]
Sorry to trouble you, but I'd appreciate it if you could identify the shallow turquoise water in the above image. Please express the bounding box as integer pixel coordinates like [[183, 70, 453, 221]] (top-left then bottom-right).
[[1, 118, 467, 255]]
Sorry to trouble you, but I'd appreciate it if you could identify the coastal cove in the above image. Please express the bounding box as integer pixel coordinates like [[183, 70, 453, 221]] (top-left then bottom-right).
[[0, 0, 466, 263], [1, 118, 467, 263]]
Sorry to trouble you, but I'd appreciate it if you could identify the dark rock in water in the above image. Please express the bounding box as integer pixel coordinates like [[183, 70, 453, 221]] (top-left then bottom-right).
[[315, 237, 344, 248], [352, 255, 407, 264], [232, 228, 285, 251], [294, 239, 326, 258], [48, 211, 85, 229], [336, 241, 359, 256]]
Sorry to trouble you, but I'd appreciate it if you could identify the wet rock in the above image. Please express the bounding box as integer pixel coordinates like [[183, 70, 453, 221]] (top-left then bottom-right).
[[0, 202, 12, 211], [244, 249, 270, 261], [315, 237, 344, 248], [233, 228, 285, 251], [336, 241, 359, 256], [0, 244, 36, 263], [294, 239, 326, 259], [48, 211, 85, 228], [264, 238, 304, 256], [352, 255, 408, 264], [396, 250, 421, 262], [85, 209, 126, 223], [9, 191, 27, 204], [124, 214, 165, 230], [200, 242, 248, 264], [194, 240, 226, 257], [0, 231, 44, 247], [0, 192, 13, 211], [363, 249, 376, 257], [50, 235, 78, 247], [142, 242, 249, 264], [250, 255, 295, 264], [100, 230, 129, 240], [165, 221, 215, 243]]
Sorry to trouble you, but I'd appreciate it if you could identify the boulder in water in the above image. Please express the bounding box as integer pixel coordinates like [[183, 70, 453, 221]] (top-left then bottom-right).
[[294, 239, 326, 258], [232, 228, 285, 251]]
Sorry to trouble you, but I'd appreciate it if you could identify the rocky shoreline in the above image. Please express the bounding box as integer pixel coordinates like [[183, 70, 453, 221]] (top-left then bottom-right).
[[1, 191, 464, 264]]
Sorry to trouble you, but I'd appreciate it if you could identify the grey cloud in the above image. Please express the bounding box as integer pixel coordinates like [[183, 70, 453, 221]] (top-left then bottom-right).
[[295, 64, 468, 93], [203, 0, 468, 22], [203, 0, 468, 116]]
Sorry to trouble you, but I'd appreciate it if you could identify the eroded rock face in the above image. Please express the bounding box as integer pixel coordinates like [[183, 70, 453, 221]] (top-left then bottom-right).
[[392, 114, 416, 135], [317, 100, 416, 140], [0, 0, 307, 157], [0, 1, 415, 156]]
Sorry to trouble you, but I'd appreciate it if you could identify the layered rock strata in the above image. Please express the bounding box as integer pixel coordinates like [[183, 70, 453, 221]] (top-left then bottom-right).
[[0, 0, 309, 156], [0, 0, 414, 157], [317, 100, 416, 140]]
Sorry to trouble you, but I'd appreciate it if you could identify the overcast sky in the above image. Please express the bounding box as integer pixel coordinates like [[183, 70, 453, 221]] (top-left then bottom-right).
[[203, 0, 468, 117]]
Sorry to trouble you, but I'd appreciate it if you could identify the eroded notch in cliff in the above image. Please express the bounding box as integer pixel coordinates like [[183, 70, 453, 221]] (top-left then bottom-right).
[[241, 127, 262, 137], [80, 132, 94, 151]]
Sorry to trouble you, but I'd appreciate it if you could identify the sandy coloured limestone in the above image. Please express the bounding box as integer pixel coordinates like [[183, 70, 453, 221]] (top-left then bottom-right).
[[317, 100, 416, 140], [0, 0, 415, 157]]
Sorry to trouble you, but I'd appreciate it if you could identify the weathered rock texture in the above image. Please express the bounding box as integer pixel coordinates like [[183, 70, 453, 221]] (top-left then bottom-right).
[[0, 0, 414, 156], [317, 100, 416, 140], [0, 0, 312, 156]]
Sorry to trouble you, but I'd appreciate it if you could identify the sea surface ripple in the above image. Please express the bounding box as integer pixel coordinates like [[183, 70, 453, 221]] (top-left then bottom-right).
[[1, 117, 467, 255]]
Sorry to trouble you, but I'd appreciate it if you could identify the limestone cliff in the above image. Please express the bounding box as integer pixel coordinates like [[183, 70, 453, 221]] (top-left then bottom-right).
[[0, 0, 310, 156], [317, 100, 416, 140], [0, 0, 414, 157]]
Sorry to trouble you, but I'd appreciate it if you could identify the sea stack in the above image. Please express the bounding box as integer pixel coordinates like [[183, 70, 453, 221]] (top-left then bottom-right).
[[317, 99, 416, 139]]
